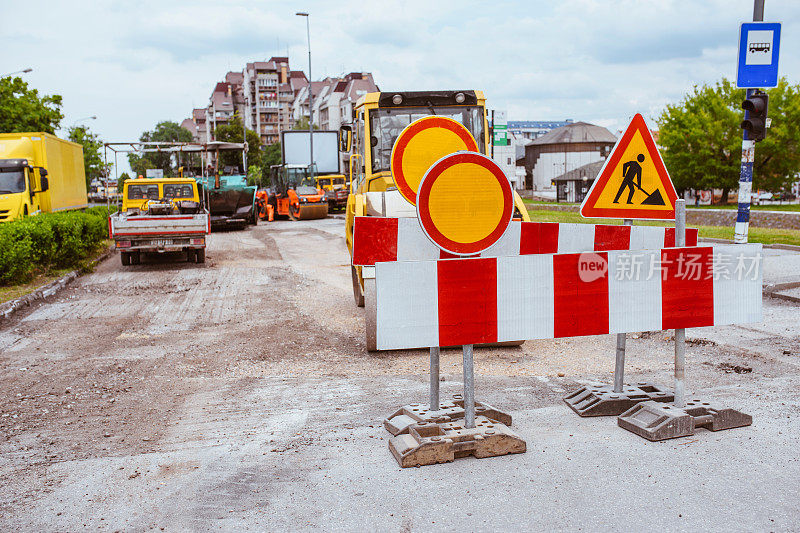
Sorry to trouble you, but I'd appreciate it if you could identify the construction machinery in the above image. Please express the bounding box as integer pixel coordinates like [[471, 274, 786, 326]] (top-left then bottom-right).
[[317, 174, 349, 211], [340, 90, 531, 309], [0, 132, 88, 222], [200, 172, 258, 228], [261, 164, 328, 221]]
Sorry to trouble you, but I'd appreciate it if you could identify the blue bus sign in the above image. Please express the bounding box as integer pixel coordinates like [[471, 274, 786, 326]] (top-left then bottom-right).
[[737, 22, 781, 88]]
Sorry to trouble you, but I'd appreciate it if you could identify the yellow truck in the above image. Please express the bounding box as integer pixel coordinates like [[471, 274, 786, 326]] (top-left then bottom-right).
[[0, 132, 88, 222], [339, 90, 531, 307], [110, 177, 209, 265], [316, 173, 349, 211]]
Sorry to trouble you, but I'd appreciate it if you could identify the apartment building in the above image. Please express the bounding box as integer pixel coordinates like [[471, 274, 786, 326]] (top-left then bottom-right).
[[293, 72, 378, 131], [183, 60, 377, 148], [181, 107, 209, 143]]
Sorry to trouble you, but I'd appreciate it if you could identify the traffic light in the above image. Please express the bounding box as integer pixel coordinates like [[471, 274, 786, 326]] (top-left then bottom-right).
[[741, 92, 769, 142]]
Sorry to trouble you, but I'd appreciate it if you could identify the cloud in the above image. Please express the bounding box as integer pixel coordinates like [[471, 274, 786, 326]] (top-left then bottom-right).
[[2, 0, 799, 175]]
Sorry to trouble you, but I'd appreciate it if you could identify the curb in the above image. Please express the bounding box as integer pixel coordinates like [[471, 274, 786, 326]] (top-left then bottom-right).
[[698, 237, 800, 252], [0, 246, 115, 323]]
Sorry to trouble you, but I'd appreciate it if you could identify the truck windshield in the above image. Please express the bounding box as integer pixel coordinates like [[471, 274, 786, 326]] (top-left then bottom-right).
[[0, 169, 26, 194], [369, 106, 485, 172], [163, 184, 194, 199], [128, 184, 159, 200]]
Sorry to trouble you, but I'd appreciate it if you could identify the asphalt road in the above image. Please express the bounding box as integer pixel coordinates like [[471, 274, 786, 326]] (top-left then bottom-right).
[[1, 218, 798, 531]]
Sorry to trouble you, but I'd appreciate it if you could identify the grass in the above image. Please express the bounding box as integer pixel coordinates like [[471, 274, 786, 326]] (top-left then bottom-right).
[[522, 198, 800, 212], [690, 203, 800, 211], [525, 207, 800, 246], [0, 241, 112, 305], [0, 270, 72, 304]]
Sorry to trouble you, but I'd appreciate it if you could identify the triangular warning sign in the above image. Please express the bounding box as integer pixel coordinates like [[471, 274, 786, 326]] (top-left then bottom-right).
[[580, 113, 677, 220]]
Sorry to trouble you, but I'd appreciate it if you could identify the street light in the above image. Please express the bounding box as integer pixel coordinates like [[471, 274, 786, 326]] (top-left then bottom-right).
[[296, 11, 314, 173], [1, 68, 32, 79], [71, 115, 97, 128]]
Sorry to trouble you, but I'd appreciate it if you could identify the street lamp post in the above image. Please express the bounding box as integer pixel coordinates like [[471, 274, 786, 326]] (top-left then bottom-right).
[[1, 68, 32, 79], [71, 115, 97, 128], [296, 12, 314, 173]]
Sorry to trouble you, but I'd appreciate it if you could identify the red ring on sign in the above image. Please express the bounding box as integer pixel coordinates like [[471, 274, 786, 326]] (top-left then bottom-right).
[[390, 116, 478, 205], [416, 151, 513, 256]]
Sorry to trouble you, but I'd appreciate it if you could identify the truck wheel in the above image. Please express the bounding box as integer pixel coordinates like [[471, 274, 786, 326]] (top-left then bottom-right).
[[186, 249, 196, 262], [251, 208, 258, 226], [131, 252, 141, 265], [121, 252, 130, 266], [195, 248, 206, 264], [351, 265, 365, 307]]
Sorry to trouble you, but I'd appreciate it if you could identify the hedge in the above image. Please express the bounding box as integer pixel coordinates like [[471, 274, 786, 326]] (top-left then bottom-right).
[[0, 207, 111, 285]]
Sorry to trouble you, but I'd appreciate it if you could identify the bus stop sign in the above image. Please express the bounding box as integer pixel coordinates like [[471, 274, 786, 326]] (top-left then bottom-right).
[[737, 22, 781, 89]]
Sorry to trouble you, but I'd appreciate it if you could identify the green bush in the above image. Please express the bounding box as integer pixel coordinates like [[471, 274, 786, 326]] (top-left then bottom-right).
[[0, 208, 109, 285], [0, 223, 34, 284]]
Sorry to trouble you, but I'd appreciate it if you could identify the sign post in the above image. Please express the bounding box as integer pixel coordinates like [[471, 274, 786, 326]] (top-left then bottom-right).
[[673, 200, 686, 408], [569, 113, 680, 416], [734, 8, 781, 244], [613, 218, 633, 394], [429, 347, 440, 411]]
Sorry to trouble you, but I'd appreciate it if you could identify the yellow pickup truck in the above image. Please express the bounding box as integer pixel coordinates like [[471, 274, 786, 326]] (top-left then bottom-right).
[[110, 177, 209, 265], [316, 174, 349, 211]]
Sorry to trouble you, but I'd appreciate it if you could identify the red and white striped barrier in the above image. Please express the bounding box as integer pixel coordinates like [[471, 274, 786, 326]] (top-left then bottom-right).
[[374, 244, 762, 350], [352, 217, 699, 266]]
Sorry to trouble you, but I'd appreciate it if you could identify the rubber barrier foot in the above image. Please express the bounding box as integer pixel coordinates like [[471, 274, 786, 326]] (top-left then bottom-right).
[[617, 399, 752, 441], [383, 395, 512, 436], [388, 416, 526, 467], [563, 382, 674, 417]]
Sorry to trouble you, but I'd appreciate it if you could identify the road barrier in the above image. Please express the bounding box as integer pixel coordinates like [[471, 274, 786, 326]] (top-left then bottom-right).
[[372, 244, 762, 351], [364, 117, 763, 466], [352, 217, 699, 266]]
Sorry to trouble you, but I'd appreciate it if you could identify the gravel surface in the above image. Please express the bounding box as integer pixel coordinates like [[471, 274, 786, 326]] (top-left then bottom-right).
[[0, 218, 798, 530]]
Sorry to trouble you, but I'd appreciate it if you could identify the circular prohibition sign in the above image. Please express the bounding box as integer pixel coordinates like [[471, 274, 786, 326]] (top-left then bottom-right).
[[416, 151, 514, 256], [390, 116, 478, 206]]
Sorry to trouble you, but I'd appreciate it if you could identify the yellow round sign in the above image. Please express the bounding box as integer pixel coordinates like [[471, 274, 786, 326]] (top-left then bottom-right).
[[390, 116, 477, 206], [416, 152, 513, 256]]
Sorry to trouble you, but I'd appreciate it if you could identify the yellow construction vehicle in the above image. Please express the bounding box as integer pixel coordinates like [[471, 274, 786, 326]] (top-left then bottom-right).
[[316, 174, 349, 211], [340, 90, 531, 308]]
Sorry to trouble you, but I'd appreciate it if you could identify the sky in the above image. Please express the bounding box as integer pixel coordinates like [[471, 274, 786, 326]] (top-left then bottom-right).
[[3, 0, 798, 175]]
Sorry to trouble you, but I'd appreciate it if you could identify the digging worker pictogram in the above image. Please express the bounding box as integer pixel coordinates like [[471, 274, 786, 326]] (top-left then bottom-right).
[[613, 153, 645, 204]]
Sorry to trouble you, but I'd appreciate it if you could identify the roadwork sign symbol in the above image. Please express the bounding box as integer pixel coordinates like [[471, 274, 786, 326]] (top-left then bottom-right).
[[580, 113, 677, 220]]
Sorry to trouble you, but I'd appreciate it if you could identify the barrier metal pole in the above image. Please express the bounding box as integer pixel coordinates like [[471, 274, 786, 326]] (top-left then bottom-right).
[[430, 346, 440, 411], [674, 199, 686, 407], [463, 344, 475, 428], [613, 218, 633, 393]]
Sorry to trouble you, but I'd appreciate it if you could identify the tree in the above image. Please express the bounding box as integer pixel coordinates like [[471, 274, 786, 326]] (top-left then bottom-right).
[[247, 164, 263, 187], [127, 121, 193, 177], [68, 125, 107, 188], [0, 77, 63, 134], [118, 171, 131, 190], [261, 142, 282, 168], [292, 116, 318, 130], [213, 113, 261, 172], [657, 77, 800, 201]]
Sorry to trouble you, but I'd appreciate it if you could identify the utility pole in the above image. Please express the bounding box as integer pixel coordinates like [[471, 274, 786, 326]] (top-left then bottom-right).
[[243, 112, 248, 174], [297, 12, 314, 173], [735, 0, 765, 244]]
